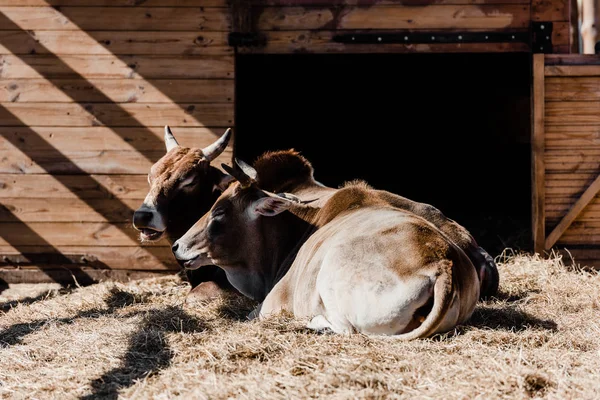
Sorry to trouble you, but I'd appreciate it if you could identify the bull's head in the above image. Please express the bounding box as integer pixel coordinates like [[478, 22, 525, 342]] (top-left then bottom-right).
[[132, 126, 234, 242]]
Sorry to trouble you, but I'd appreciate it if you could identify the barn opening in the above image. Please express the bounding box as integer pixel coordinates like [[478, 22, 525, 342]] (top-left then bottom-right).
[[233, 53, 532, 258]]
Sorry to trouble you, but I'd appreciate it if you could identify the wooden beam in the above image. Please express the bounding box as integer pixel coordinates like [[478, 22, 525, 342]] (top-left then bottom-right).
[[532, 53, 546, 255], [545, 173, 600, 249], [0, 267, 177, 285]]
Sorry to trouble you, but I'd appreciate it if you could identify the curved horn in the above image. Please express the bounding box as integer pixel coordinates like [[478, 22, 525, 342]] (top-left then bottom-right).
[[221, 158, 257, 188], [164, 125, 179, 152], [202, 128, 232, 162]]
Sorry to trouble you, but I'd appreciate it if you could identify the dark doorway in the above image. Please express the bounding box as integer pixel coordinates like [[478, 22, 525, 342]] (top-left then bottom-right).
[[234, 52, 532, 257]]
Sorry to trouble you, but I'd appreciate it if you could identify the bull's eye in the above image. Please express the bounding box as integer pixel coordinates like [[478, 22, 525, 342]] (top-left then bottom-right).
[[178, 175, 196, 188]]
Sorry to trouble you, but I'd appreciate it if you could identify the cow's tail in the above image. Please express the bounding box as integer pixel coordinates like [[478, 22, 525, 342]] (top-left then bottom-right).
[[382, 260, 455, 341]]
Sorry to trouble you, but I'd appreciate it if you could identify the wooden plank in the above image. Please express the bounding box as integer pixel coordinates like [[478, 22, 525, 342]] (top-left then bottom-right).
[[0, 127, 232, 152], [531, 0, 569, 21], [532, 53, 545, 255], [551, 21, 569, 47], [252, 0, 529, 4], [0, 31, 231, 55], [545, 173, 600, 249], [545, 65, 600, 76], [0, 55, 234, 79], [555, 248, 600, 268], [237, 30, 530, 54], [0, 268, 176, 285], [0, 222, 172, 246], [0, 246, 178, 270], [545, 54, 600, 65], [0, 79, 234, 103], [0, 7, 230, 31], [0, 198, 142, 222], [1, 150, 161, 174], [0, 103, 234, 127], [545, 101, 600, 125], [255, 5, 530, 30], [0, 1, 227, 6], [546, 77, 600, 101], [545, 125, 600, 147], [0, 174, 151, 199]]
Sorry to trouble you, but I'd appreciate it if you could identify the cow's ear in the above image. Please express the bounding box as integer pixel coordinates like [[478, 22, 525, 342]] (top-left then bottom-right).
[[213, 169, 236, 192], [252, 195, 293, 217]]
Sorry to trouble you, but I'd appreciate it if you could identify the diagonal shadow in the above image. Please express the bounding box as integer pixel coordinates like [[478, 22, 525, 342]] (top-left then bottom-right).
[[467, 305, 558, 332], [0, 287, 147, 348], [0, 277, 7, 295], [0, 12, 166, 163], [0, 106, 170, 283], [79, 306, 207, 400], [0, 203, 96, 286], [0, 285, 75, 312]]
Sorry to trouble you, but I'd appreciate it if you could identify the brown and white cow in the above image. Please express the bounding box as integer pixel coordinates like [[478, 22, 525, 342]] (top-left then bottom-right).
[[132, 126, 237, 300], [172, 159, 480, 338], [134, 127, 498, 300]]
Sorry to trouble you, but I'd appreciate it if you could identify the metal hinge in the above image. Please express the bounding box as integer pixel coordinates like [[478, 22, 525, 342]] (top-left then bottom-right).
[[532, 22, 553, 53], [228, 32, 265, 48]]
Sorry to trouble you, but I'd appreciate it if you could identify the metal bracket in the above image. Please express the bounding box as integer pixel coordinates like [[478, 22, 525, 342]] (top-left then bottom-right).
[[332, 31, 530, 45], [532, 22, 553, 53], [228, 32, 265, 48]]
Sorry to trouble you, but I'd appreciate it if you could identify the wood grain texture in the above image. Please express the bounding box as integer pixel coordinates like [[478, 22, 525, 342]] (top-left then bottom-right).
[[532, 53, 545, 255], [0, 246, 178, 270], [545, 101, 600, 125], [545, 77, 600, 101], [0, 174, 153, 199], [0, 198, 142, 222], [531, 0, 569, 21], [545, 125, 600, 147], [0, 127, 232, 151], [0, 31, 231, 55], [0, 222, 170, 246], [0, 103, 233, 127], [0, 148, 232, 174], [255, 5, 530, 30], [0, 55, 234, 79], [544, 148, 600, 173], [545, 174, 600, 249], [545, 65, 600, 76], [0, 79, 233, 103], [237, 30, 530, 53], [0, 0, 227, 6], [0, 6, 230, 31]]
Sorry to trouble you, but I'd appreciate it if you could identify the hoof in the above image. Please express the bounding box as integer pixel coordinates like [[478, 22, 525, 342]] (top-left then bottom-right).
[[185, 281, 227, 303]]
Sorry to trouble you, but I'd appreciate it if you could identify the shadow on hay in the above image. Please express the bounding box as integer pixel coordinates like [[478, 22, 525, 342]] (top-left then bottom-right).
[[0, 278, 8, 295], [0, 287, 146, 348], [467, 305, 557, 332], [0, 286, 77, 313], [79, 306, 207, 400]]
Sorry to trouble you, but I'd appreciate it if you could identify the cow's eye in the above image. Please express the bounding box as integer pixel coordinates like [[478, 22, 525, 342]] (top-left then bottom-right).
[[178, 175, 196, 188], [212, 208, 226, 219]]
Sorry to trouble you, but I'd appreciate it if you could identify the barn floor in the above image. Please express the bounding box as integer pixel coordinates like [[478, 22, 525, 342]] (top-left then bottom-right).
[[1, 251, 599, 399]]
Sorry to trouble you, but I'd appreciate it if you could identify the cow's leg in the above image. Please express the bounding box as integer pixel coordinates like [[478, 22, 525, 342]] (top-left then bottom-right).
[[185, 265, 241, 303], [306, 315, 338, 334]]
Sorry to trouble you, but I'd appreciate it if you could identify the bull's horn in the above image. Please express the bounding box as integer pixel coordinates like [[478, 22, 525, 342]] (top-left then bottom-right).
[[202, 128, 232, 162], [221, 158, 256, 188], [164, 125, 179, 152]]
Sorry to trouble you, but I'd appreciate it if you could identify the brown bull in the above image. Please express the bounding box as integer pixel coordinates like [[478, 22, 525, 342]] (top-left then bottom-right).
[[132, 126, 236, 300], [172, 159, 480, 338]]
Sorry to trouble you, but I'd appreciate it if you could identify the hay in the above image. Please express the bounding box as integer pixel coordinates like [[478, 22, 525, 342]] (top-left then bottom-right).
[[1, 250, 599, 399]]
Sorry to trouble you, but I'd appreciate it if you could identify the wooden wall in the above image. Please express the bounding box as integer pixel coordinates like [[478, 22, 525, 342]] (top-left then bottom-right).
[[235, 0, 571, 54], [533, 54, 600, 268], [0, 1, 234, 283]]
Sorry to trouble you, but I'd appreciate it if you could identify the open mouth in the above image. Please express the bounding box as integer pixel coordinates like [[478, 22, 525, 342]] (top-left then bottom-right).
[[139, 228, 164, 242]]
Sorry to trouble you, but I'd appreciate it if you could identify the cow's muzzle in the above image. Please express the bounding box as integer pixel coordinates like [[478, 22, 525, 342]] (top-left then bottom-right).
[[132, 207, 166, 241], [171, 242, 211, 270]]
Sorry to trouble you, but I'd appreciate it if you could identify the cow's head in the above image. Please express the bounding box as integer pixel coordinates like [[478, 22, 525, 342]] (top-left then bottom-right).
[[132, 126, 234, 243], [172, 158, 306, 300]]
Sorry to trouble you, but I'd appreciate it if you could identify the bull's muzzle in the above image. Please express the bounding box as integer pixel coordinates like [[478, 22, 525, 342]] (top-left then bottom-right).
[[132, 207, 166, 241]]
